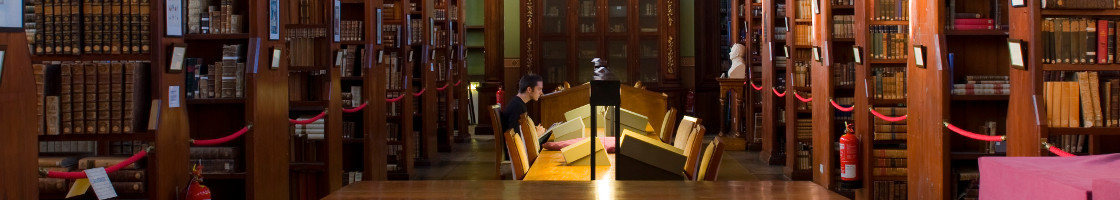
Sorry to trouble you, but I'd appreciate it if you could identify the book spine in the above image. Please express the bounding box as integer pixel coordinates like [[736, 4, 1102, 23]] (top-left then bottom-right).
[[110, 63, 123, 133], [953, 18, 994, 25]]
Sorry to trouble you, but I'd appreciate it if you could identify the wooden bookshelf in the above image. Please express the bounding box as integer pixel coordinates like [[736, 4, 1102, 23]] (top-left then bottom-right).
[[382, 0, 417, 179], [785, 0, 814, 181], [722, 0, 760, 151], [811, 0, 857, 196], [760, 0, 787, 165], [284, 0, 342, 197], [1007, 0, 1120, 164]]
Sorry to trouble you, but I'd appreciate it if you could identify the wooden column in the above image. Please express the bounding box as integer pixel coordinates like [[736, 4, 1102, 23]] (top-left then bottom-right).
[[759, 0, 783, 165], [1006, 0, 1044, 157], [0, 32, 40, 200], [363, 0, 389, 181], [811, 0, 835, 188], [907, 0, 951, 198], [152, 0, 192, 196]]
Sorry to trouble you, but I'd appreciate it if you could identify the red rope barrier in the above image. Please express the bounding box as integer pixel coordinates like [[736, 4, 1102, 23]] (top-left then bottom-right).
[[830, 99, 855, 112], [436, 83, 450, 91], [43, 147, 152, 179], [749, 82, 763, 91], [794, 92, 812, 102], [192, 125, 252, 146], [773, 88, 786, 97], [454, 80, 462, 86], [386, 94, 406, 102], [343, 102, 368, 113], [412, 88, 427, 97], [1044, 142, 1077, 157], [290, 111, 327, 124], [869, 108, 907, 122], [944, 122, 1005, 142]]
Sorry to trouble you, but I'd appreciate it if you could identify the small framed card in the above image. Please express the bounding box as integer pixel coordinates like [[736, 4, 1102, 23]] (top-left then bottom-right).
[[812, 0, 820, 14], [376, 9, 383, 45], [852, 46, 863, 64], [0, 0, 24, 31], [1008, 39, 1027, 70], [812, 46, 822, 62], [168, 44, 187, 73], [0, 46, 6, 87], [165, 0, 184, 37], [333, 0, 341, 42], [1011, 0, 1025, 7], [335, 51, 345, 67], [913, 45, 927, 68], [269, 0, 281, 40], [271, 48, 282, 70], [783, 46, 790, 58]]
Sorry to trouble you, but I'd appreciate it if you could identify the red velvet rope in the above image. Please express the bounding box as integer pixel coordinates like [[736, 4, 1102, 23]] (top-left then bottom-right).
[[386, 94, 406, 102], [869, 108, 907, 122], [749, 82, 763, 91], [1044, 142, 1077, 157], [830, 99, 855, 112], [412, 88, 427, 97], [943, 122, 1005, 142], [192, 125, 252, 146], [436, 83, 451, 91], [773, 88, 786, 97], [454, 80, 462, 86], [794, 92, 812, 103], [44, 147, 151, 179], [290, 111, 327, 124], [343, 102, 368, 113]]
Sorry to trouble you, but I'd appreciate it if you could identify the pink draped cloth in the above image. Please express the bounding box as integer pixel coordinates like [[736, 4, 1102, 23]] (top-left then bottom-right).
[[980, 153, 1120, 200]]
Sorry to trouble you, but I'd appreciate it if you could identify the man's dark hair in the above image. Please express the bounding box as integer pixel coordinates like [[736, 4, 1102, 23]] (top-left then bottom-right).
[[518, 74, 544, 93]]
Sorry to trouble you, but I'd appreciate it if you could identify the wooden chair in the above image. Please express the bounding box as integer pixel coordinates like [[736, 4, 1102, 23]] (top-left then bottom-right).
[[487, 105, 507, 179], [503, 130, 531, 180], [518, 113, 541, 164], [682, 125, 706, 181], [672, 116, 701, 149], [658, 108, 678, 144], [697, 137, 727, 181]]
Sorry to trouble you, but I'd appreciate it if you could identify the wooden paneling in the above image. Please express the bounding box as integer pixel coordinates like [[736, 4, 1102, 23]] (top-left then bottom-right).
[[323, 180, 850, 199], [811, 0, 834, 188], [0, 32, 40, 200], [907, 0, 951, 198]]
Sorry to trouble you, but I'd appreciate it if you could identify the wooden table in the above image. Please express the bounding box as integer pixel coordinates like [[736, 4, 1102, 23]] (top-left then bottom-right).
[[323, 180, 850, 199], [523, 151, 615, 180]]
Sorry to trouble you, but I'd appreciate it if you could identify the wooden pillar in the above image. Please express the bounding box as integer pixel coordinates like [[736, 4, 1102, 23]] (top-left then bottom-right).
[[0, 32, 40, 200]]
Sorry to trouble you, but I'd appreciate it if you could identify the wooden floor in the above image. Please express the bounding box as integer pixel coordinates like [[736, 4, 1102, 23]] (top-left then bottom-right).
[[323, 180, 849, 199]]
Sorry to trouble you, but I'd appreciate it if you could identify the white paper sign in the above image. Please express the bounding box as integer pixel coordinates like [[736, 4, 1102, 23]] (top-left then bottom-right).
[[165, 0, 183, 36], [84, 168, 117, 200], [169, 86, 180, 108]]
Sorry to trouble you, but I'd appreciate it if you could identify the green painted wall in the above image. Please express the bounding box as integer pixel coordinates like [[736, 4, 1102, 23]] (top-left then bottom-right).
[[465, 0, 484, 26], [681, 0, 694, 57], [465, 0, 485, 76], [504, 0, 520, 58]]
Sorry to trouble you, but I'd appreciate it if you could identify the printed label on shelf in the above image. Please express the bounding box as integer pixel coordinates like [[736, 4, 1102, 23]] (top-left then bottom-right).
[[85, 168, 118, 200]]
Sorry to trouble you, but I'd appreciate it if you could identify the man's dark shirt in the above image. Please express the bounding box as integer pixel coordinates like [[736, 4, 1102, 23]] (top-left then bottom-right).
[[500, 96, 527, 135]]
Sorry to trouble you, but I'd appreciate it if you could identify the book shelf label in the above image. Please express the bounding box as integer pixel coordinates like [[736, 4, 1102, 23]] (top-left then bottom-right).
[[85, 168, 118, 200], [170, 86, 181, 108], [166, 0, 184, 37], [0, 0, 22, 29], [1008, 39, 1026, 70], [270, 0, 281, 40]]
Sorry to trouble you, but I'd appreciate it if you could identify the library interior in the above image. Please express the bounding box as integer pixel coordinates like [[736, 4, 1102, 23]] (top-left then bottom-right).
[[4, 0, 1120, 199]]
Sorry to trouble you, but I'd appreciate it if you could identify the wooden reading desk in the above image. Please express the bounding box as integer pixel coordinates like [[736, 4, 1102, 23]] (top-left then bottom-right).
[[323, 180, 850, 199], [524, 150, 615, 180]]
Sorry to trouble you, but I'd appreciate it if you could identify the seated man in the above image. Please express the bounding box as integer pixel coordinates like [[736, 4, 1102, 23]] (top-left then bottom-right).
[[501, 74, 546, 136]]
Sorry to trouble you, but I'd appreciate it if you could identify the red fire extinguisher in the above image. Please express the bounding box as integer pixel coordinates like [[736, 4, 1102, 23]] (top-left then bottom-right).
[[496, 86, 505, 107], [185, 165, 212, 200], [839, 122, 862, 189]]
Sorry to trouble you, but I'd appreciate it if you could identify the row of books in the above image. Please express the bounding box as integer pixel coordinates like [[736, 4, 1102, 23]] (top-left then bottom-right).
[[834, 97, 854, 121], [342, 86, 363, 109], [1040, 0, 1120, 9], [382, 51, 407, 91], [341, 121, 360, 139], [340, 45, 366, 77], [873, 181, 908, 200], [795, 142, 812, 171], [1043, 71, 1120, 128], [39, 141, 97, 153], [578, 1, 597, 17], [832, 62, 856, 87], [874, 158, 906, 168], [873, 107, 907, 141], [291, 117, 326, 163], [795, 0, 812, 19], [184, 45, 246, 99], [1051, 134, 1089, 154], [432, 25, 451, 48], [382, 3, 400, 21], [189, 147, 240, 173], [410, 18, 425, 44], [795, 119, 812, 141], [383, 24, 403, 48], [831, 0, 853, 6], [872, 0, 909, 21], [792, 61, 810, 88], [296, 0, 324, 24], [187, 0, 243, 34], [949, 18, 1001, 31], [23, 0, 152, 55], [872, 149, 907, 177], [342, 171, 365, 186], [956, 169, 980, 200], [793, 25, 813, 46], [339, 21, 364, 42], [832, 15, 855, 39], [34, 61, 150, 135], [869, 25, 909, 60], [1040, 18, 1120, 64], [775, 26, 788, 41], [973, 121, 1005, 154], [951, 75, 1010, 95], [288, 72, 332, 101], [288, 28, 327, 67], [871, 67, 907, 100], [38, 155, 147, 195]]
